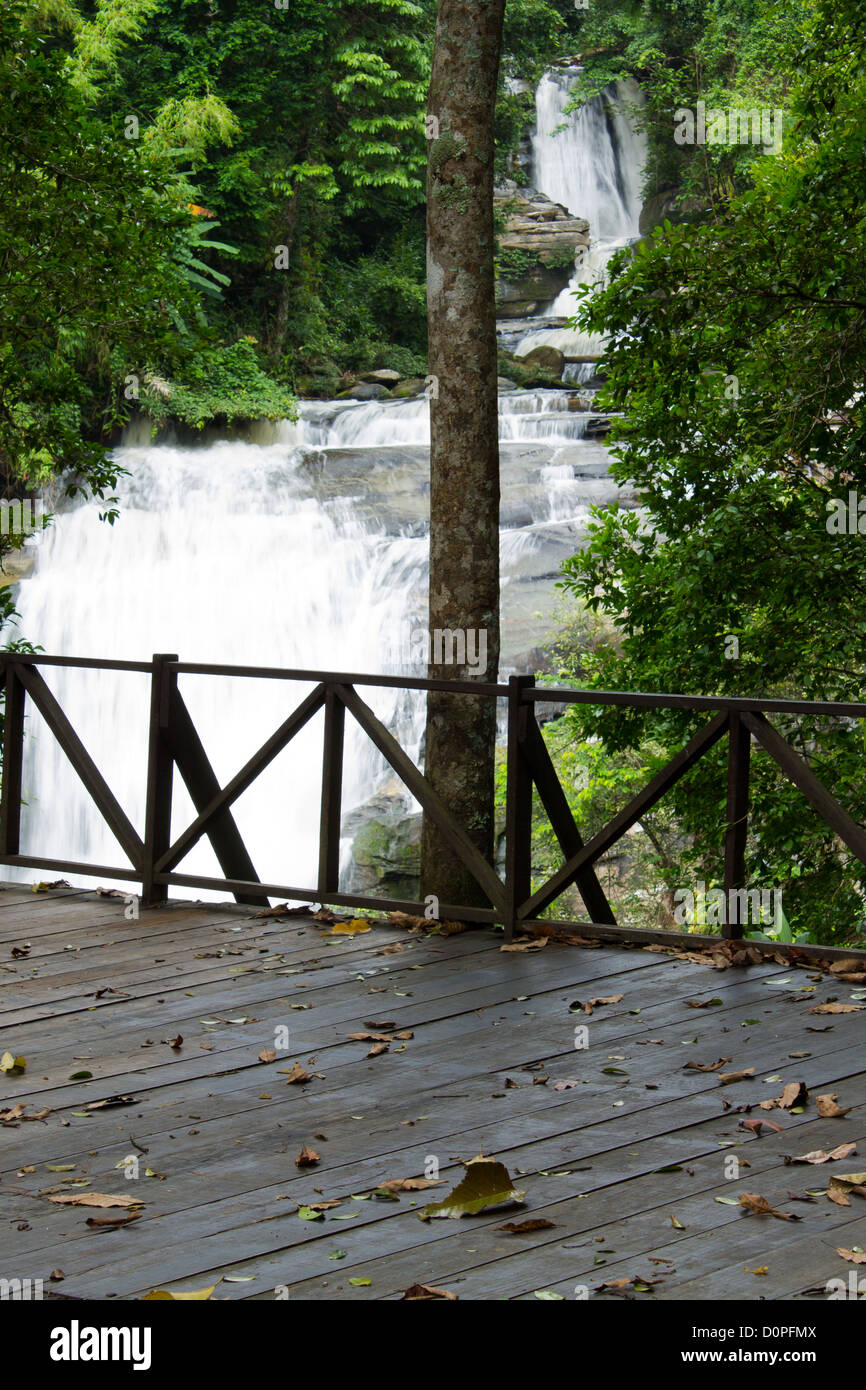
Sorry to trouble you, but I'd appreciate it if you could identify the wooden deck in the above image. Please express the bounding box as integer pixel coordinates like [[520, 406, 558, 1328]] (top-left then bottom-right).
[[1, 882, 864, 1302]]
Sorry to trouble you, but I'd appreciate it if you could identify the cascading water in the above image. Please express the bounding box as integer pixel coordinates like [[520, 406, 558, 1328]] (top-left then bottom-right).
[[6, 65, 645, 900], [513, 70, 647, 360]]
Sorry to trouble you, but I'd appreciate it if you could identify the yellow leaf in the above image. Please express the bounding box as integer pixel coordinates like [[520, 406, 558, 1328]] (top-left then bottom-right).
[[142, 1281, 219, 1301], [330, 919, 371, 935]]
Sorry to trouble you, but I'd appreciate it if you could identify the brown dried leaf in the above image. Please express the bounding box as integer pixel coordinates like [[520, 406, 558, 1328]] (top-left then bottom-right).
[[400, 1283, 458, 1300], [817, 1092, 851, 1118], [498, 1219, 557, 1234], [810, 1002, 865, 1014], [573, 994, 624, 1017], [738, 1192, 799, 1221], [836, 1248, 866, 1264], [258, 1049, 276, 1063], [295, 1146, 320, 1168], [718, 1068, 756, 1085], [377, 1177, 444, 1193], [787, 1144, 857, 1165], [48, 1192, 144, 1209], [684, 1057, 732, 1073], [279, 1062, 313, 1085]]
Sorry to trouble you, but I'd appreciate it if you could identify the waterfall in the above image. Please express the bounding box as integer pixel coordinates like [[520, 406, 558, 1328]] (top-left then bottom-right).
[[513, 70, 647, 359], [4, 63, 646, 901], [6, 391, 623, 898]]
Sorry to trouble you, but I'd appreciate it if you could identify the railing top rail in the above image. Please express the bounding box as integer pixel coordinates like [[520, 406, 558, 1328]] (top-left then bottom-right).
[[3, 654, 865, 719], [2, 654, 153, 674], [523, 686, 866, 718]]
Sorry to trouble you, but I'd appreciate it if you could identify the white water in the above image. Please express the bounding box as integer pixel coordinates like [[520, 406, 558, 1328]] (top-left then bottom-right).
[[515, 70, 647, 359], [6, 67, 644, 900]]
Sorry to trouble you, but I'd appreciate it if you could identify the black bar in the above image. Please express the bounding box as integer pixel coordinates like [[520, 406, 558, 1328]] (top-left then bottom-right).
[[0, 661, 25, 855], [723, 711, 750, 940], [503, 675, 533, 942], [318, 684, 345, 896], [142, 654, 177, 905]]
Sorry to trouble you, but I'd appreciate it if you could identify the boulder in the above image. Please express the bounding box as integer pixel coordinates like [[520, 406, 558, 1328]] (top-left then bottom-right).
[[518, 344, 566, 377], [390, 377, 428, 398], [337, 382, 391, 401], [359, 368, 402, 386]]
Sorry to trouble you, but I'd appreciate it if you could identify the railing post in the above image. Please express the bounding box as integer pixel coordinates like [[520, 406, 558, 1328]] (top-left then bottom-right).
[[723, 710, 750, 940], [504, 674, 533, 942], [0, 656, 26, 856], [318, 682, 345, 899], [142, 653, 178, 906]]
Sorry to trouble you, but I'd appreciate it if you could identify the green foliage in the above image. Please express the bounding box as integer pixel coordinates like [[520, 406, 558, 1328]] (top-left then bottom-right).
[[566, 0, 811, 210], [142, 339, 296, 431], [0, 0, 198, 508], [557, 0, 866, 947]]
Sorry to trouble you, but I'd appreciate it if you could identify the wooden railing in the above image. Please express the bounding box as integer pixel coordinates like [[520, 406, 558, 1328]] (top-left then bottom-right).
[[1, 652, 865, 950]]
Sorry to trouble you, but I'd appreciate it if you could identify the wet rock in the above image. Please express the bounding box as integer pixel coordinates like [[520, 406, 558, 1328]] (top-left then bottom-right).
[[360, 369, 402, 386], [337, 382, 391, 401], [518, 345, 566, 377]]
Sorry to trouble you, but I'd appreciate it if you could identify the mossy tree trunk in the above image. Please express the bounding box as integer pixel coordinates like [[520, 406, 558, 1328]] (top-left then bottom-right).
[[421, 0, 505, 910]]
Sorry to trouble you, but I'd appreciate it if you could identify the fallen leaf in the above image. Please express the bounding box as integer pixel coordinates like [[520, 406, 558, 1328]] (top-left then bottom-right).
[[295, 1146, 320, 1168], [719, 1068, 756, 1085], [500, 937, 548, 953], [330, 920, 371, 935], [48, 1193, 144, 1209], [498, 1219, 556, 1234], [738, 1192, 799, 1221], [419, 1156, 525, 1220], [83, 1095, 140, 1111], [684, 998, 724, 1008], [279, 1062, 313, 1085], [817, 1093, 851, 1118], [786, 1144, 857, 1166], [367, 1042, 389, 1057], [143, 1282, 219, 1300], [684, 1057, 732, 1073], [400, 1282, 458, 1300], [835, 1248, 866, 1265], [86, 1213, 142, 1229], [810, 1002, 865, 1014], [377, 1177, 444, 1193], [258, 1049, 276, 1063], [570, 994, 624, 1017]]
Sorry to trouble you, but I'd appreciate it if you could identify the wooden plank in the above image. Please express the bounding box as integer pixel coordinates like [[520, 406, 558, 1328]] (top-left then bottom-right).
[[743, 709, 866, 867], [521, 711, 730, 919]]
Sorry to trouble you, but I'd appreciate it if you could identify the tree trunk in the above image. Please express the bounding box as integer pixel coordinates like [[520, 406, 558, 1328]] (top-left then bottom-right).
[[421, 0, 505, 910], [269, 192, 298, 364]]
